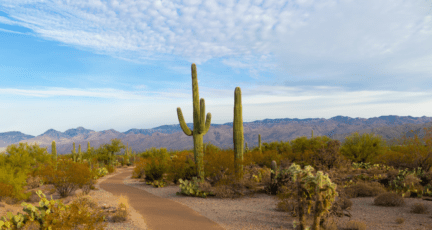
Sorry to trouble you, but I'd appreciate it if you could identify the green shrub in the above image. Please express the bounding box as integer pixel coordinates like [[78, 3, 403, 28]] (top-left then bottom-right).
[[165, 151, 198, 184], [0, 182, 14, 199], [50, 159, 93, 198], [0, 164, 31, 202]]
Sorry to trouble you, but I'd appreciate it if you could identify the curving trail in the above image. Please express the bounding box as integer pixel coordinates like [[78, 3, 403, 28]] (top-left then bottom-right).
[[99, 168, 225, 230]]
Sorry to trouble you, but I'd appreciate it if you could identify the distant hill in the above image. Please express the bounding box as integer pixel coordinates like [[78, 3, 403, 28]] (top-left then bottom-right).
[[1, 115, 431, 155]]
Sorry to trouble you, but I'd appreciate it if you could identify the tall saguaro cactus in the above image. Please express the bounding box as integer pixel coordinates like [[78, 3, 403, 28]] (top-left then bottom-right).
[[71, 142, 77, 162], [233, 87, 244, 181], [177, 63, 212, 183], [52, 141, 57, 170], [311, 129, 314, 139]]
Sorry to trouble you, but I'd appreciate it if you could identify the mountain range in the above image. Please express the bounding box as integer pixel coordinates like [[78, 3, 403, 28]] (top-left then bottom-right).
[[1, 115, 432, 156]]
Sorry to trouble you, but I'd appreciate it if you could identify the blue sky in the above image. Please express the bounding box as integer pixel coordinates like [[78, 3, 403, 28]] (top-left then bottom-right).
[[0, 0, 432, 137]]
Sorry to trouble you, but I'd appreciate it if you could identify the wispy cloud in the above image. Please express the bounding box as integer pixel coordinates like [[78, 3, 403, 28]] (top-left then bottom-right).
[[0, 0, 431, 136]]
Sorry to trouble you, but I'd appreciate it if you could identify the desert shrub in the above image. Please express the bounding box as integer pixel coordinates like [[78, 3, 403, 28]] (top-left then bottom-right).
[[43, 193, 107, 229], [165, 151, 198, 184], [32, 162, 56, 185], [378, 130, 432, 172], [344, 220, 367, 230], [51, 159, 93, 198], [21, 220, 41, 230], [132, 157, 148, 179], [25, 174, 46, 190], [141, 153, 171, 183], [0, 181, 14, 198], [310, 140, 353, 171], [106, 164, 116, 173], [372, 149, 420, 171], [373, 192, 405, 207], [109, 194, 130, 223], [244, 149, 266, 166], [0, 163, 32, 202], [410, 202, 429, 214], [343, 181, 388, 198], [282, 149, 316, 169], [420, 171, 432, 186], [258, 149, 284, 169], [339, 132, 389, 164]]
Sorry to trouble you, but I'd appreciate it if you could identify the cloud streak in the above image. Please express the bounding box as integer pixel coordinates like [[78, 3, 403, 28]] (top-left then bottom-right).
[[0, 0, 431, 136]]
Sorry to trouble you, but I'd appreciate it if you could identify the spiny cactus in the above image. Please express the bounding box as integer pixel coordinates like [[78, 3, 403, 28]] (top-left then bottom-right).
[[78, 144, 82, 163], [258, 134, 262, 154], [52, 141, 57, 171], [177, 63, 212, 183], [87, 141, 91, 155], [233, 86, 244, 181], [312, 129, 314, 138], [71, 142, 77, 162], [245, 142, 249, 153], [125, 143, 130, 165]]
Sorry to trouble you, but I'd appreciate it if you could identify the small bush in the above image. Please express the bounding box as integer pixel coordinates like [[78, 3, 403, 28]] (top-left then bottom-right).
[[395, 217, 405, 224], [21, 220, 41, 230], [51, 160, 93, 198], [343, 181, 387, 198], [43, 193, 107, 229], [132, 158, 148, 179], [0, 181, 14, 198], [410, 202, 429, 214], [344, 220, 367, 230], [373, 192, 405, 207], [106, 164, 116, 173], [165, 151, 198, 184]]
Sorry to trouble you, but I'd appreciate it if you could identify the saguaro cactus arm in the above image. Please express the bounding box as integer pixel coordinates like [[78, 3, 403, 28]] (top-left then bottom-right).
[[177, 107, 193, 136], [199, 98, 212, 135]]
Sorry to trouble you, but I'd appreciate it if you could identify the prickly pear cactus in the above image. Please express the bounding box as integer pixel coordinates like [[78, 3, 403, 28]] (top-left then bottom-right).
[[176, 177, 214, 198], [0, 190, 71, 230]]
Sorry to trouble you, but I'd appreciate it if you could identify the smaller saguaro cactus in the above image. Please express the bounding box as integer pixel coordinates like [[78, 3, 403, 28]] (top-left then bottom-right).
[[245, 142, 249, 153], [311, 129, 314, 139], [71, 142, 77, 162], [87, 141, 91, 155], [258, 134, 262, 154], [78, 144, 82, 163], [52, 141, 57, 171]]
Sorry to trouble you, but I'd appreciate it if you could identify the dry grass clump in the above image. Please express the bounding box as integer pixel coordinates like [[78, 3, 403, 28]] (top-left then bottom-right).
[[395, 217, 405, 224], [110, 194, 131, 222], [343, 220, 367, 230], [410, 202, 429, 214], [373, 192, 405, 207], [20, 220, 41, 230], [343, 181, 388, 198]]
